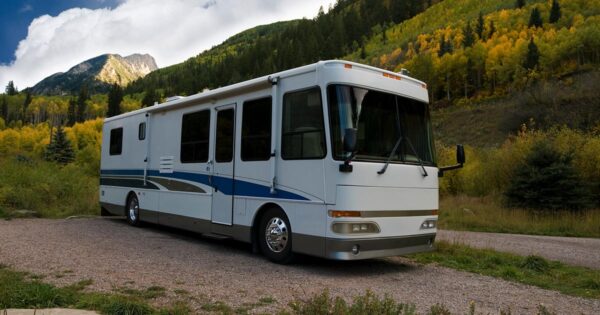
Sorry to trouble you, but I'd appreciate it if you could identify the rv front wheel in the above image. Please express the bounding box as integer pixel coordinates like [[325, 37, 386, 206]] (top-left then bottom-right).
[[258, 208, 294, 264], [126, 194, 141, 226]]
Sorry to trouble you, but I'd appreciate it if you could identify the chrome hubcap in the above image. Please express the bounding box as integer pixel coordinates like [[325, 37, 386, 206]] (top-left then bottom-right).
[[129, 198, 138, 221], [265, 217, 288, 253]]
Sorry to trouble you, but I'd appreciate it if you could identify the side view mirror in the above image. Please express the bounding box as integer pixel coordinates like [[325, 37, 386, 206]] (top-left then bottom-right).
[[438, 144, 465, 177], [456, 144, 465, 165], [340, 128, 358, 173], [343, 128, 358, 153]]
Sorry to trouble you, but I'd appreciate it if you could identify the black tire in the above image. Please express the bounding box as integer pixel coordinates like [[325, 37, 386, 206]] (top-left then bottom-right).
[[125, 194, 141, 226], [258, 207, 294, 264]]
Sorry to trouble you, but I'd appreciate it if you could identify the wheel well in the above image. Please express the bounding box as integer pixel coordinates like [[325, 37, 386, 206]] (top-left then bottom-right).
[[251, 202, 284, 253]]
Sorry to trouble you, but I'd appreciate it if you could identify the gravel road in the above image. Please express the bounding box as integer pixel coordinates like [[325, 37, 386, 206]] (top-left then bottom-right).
[[437, 230, 600, 269], [0, 218, 598, 314]]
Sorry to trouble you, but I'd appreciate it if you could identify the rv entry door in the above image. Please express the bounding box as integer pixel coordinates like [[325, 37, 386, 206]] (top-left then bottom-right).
[[210, 104, 236, 225]]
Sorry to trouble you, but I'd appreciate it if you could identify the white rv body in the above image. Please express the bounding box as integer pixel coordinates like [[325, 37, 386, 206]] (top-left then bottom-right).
[[100, 60, 438, 260]]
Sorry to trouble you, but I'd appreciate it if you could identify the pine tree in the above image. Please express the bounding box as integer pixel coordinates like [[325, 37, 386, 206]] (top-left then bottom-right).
[[476, 12, 485, 39], [528, 7, 543, 28], [488, 20, 496, 38], [549, 0, 561, 23], [22, 92, 32, 122], [505, 141, 592, 211], [463, 22, 475, 48], [524, 38, 540, 70], [0, 97, 7, 121], [107, 83, 123, 118], [515, 0, 526, 9], [76, 85, 89, 123], [438, 37, 453, 57], [45, 126, 75, 164], [5, 81, 17, 95], [67, 98, 77, 126], [142, 89, 158, 107]]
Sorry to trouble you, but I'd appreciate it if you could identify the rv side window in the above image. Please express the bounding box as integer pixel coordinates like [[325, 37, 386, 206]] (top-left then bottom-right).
[[181, 110, 210, 163], [138, 122, 146, 140], [109, 128, 123, 156], [282, 87, 326, 160], [242, 97, 272, 161]]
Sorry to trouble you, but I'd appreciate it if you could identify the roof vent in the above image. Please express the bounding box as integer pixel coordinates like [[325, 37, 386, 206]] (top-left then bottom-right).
[[400, 68, 410, 76], [165, 96, 185, 102]]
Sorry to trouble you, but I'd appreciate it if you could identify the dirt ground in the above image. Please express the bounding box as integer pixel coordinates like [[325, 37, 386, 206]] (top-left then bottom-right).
[[0, 218, 598, 314]]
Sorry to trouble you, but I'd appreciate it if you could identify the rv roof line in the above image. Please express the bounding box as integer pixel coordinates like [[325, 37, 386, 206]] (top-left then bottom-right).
[[165, 96, 185, 102], [104, 60, 425, 122]]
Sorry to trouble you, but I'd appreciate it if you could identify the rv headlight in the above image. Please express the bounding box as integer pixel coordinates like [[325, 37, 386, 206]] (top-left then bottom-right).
[[420, 219, 437, 229], [332, 222, 380, 234]]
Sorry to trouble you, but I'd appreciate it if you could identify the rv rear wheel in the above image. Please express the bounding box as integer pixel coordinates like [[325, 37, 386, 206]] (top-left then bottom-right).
[[258, 208, 294, 264], [126, 194, 141, 226]]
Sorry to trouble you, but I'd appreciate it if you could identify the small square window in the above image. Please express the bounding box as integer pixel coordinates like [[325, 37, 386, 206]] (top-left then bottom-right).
[[109, 128, 123, 155]]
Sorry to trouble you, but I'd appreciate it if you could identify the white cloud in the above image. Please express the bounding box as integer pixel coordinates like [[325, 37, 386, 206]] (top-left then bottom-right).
[[1, 0, 335, 90]]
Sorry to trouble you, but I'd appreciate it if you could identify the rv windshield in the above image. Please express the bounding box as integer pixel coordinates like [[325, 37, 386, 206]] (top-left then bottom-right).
[[327, 85, 435, 165]]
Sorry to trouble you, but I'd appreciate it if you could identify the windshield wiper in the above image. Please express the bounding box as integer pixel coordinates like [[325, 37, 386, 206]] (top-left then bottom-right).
[[404, 137, 429, 177], [377, 136, 428, 177], [377, 136, 403, 174]]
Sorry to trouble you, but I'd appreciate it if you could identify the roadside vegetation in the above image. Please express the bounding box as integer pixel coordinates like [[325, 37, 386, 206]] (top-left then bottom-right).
[[410, 241, 600, 300], [438, 195, 600, 238]]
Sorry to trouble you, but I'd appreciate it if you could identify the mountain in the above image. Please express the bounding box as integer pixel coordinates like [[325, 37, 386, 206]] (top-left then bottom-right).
[[31, 53, 157, 95]]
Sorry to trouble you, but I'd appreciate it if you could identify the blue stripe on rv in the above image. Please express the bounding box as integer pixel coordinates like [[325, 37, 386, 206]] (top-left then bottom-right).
[[100, 169, 310, 201]]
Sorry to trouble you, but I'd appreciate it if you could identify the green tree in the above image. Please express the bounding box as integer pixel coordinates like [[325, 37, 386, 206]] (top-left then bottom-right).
[[22, 92, 32, 122], [5, 80, 17, 95], [67, 98, 77, 126], [524, 38, 540, 70], [45, 126, 75, 164], [0, 96, 7, 121], [141, 89, 158, 107], [515, 0, 526, 9], [438, 37, 453, 57], [488, 20, 496, 38], [549, 0, 561, 24], [77, 85, 89, 123], [107, 83, 123, 118], [528, 7, 543, 28], [505, 141, 592, 211], [476, 12, 485, 39], [462, 22, 475, 48]]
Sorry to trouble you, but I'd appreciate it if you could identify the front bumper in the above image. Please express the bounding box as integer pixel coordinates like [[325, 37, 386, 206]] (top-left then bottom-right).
[[325, 233, 436, 260]]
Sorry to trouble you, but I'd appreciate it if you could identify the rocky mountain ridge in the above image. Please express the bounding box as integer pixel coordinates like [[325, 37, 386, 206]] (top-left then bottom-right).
[[31, 53, 157, 95]]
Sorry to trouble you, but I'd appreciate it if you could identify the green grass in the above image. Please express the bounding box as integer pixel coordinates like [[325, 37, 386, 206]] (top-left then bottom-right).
[[438, 195, 600, 238], [410, 241, 600, 299], [0, 157, 99, 218], [0, 264, 189, 315]]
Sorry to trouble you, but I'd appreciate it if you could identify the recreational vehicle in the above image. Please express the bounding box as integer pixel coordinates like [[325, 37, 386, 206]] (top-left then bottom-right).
[[99, 60, 464, 263]]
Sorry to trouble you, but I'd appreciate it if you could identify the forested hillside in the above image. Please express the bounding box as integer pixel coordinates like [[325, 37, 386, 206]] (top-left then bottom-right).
[[353, 0, 600, 104]]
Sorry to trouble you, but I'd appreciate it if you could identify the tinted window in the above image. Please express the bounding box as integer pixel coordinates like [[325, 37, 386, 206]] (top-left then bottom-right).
[[242, 97, 271, 161], [138, 122, 146, 140], [215, 108, 235, 163], [109, 128, 123, 155], [181, 110, 210, 163], [282, 88, 326, 160]]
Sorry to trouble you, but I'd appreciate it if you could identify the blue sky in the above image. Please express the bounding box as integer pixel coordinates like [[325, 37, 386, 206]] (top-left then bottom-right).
[[1, 0, 121, 64], [0, 0, 334, 89]]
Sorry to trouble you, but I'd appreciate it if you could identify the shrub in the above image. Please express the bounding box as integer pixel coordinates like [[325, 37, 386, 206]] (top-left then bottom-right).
[[504, 140, 592, 211]]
